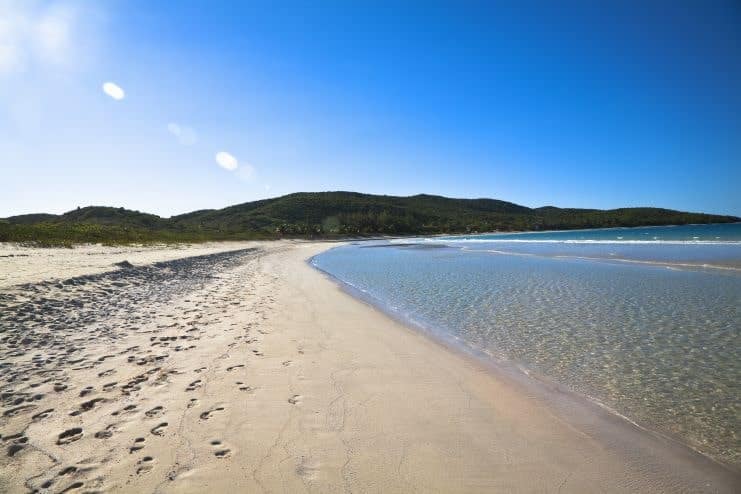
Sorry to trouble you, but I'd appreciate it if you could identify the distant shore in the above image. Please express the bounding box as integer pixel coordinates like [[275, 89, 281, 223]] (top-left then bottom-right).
[[0, 241, 737, 492], [3, 191, 739, 248]]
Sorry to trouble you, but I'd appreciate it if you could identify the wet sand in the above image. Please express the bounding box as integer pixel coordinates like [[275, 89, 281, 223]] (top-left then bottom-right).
[[0, 241, 737, 493]]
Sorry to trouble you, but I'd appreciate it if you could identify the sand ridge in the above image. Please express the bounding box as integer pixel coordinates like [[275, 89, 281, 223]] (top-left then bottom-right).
[[0, 242, 261, 289]]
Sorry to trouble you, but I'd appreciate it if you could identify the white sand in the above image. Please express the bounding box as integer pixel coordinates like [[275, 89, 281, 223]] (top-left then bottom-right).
[[0, 242, 736, 493], [0, 242, 260, 288]]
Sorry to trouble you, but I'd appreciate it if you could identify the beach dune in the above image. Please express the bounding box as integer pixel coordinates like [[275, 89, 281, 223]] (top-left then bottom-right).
[[0, 241, 736, 493]]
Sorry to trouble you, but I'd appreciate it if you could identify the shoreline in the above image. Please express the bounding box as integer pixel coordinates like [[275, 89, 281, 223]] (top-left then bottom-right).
[[0, 241, 738, 492], [309, 248, 740, 477]]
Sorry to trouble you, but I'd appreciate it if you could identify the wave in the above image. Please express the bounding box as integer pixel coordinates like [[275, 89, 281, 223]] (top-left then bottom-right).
[[425, 238, 741, 245], [470, 249, 741, 272], [387, 235, 741, 245]]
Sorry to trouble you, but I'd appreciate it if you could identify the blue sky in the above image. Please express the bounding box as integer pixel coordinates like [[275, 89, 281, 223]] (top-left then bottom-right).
[[1, 0, 740, 217]]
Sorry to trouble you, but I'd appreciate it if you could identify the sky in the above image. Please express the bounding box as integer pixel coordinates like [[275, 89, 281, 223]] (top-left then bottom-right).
[[1, 0, 740, 217]]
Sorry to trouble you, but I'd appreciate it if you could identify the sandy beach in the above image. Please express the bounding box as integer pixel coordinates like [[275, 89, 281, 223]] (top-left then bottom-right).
[[0, 241, 737, 493]]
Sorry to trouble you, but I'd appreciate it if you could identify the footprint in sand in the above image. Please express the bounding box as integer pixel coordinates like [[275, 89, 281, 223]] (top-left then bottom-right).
[[199, 407, 225, 420], [102, 381, 118, 392], [40, 465, 77, 489], [150, 422, 168, 436], [236, 382, 255, 393], [288, 395, 302, 405], [121, 374, 148, 394], [58, 466, 77, 476], [282, 360, 292, 366], [3, 404, 36, 417], [57, 428, 83, 445], [94, 424, 117, 439], [32, 408, 54, 421], [145, 405, 164, 418], [209, 439, 232, 458], [226, 364, 245, 372], [58, 481, 84, 492], [111, 404, 137, 417], [129, 437, 146, 453], [7, 435, 28, 457], [71, 397, 106, 416], [136, 456, 155, 474], [186, 379, 202, 391], [214, 449, 231, 458]]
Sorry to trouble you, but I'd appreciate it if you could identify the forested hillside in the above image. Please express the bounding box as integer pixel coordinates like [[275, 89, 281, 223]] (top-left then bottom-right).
[[2, 192, 737, 245]]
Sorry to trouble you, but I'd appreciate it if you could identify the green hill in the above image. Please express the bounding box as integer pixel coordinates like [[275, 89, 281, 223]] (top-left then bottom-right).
[[168, 192, 738, 235], [2, 213, 59, 224], [1, 191, 738, 245], [59, 206, 164, 228]]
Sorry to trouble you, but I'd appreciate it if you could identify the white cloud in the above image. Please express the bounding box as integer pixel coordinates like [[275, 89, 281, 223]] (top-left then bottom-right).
[[215, 151, 238, 171], [34, 5, 73, 64], [235, 161, 255, 181], [102, 81, 124, 100], [167, 122, 198, 146], [0, 1, 78, 75]]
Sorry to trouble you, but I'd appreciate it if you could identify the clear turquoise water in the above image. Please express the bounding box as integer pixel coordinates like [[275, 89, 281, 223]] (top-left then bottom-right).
[[440, 222, 741, 242], [311, 223, 741, 465]]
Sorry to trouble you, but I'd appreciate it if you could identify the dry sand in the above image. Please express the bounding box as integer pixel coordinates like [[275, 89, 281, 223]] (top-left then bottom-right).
[[0, 241, 737, 493], [0, 242, 261, 288]]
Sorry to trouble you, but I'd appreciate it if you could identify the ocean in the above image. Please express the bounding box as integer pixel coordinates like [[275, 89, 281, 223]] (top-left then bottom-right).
[[310, 223, 741, 466]]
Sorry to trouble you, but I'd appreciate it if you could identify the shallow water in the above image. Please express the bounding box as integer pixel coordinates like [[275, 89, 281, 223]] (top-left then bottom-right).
[[311, 223, 741, 466]]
